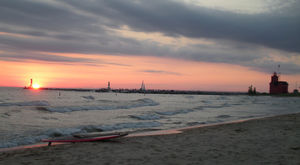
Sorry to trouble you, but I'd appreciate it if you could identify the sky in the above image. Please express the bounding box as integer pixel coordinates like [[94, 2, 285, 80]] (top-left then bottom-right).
[[0, 0, 300, 92]]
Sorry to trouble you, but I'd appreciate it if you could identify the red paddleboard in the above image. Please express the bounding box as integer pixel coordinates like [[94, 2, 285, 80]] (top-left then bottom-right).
[[42, 132, 128, 146]]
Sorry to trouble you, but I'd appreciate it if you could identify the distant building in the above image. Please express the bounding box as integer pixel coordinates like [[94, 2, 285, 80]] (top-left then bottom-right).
[[269, 72, 288, 94]]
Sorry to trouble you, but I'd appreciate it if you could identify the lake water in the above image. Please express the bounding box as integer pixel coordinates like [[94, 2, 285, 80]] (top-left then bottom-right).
[[1, 87, 300, 148]]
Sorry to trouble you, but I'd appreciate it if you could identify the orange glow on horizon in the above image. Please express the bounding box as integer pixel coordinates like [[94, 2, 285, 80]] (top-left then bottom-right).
[[0, 54, 300, 92], [32, 84, 40, 89]]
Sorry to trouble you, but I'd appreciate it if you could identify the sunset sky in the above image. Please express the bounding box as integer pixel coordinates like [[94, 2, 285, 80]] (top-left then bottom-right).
[[0, 0, 300, 92]]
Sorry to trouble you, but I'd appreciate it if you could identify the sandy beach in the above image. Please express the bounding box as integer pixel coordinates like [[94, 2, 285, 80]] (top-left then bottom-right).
[[1, 113, 299, 165]]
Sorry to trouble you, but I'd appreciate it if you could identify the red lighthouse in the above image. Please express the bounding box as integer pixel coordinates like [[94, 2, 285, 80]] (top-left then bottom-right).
[[269, 72, 288, 94]]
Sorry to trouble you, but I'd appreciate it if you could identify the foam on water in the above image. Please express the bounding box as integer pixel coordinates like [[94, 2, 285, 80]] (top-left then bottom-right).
[[0, 121, 161, 148]]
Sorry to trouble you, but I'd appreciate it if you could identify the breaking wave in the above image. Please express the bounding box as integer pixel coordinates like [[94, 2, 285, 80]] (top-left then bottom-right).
[[0, 121, 161, 148], [40, 98, 159, 113]]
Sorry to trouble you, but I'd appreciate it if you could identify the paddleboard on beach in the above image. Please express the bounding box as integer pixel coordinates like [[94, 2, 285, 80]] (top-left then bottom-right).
[[42, 132, 128, 146]]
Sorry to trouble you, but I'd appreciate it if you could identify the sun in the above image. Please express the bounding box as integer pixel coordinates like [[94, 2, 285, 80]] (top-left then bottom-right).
[[32, 84, 40, 89]]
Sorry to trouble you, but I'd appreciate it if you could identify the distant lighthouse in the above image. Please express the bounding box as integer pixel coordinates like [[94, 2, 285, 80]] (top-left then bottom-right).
[[30, 79, 33, 88], [24, 78, 33, 89], [107, 81, 111, 91], [269, 72, 288, 94]]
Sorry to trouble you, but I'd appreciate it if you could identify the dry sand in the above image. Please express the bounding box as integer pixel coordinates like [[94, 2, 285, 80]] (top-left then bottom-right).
[[1, 113, 300, 165]]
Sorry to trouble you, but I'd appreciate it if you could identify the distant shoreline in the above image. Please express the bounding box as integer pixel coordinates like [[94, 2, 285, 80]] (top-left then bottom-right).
[[21, 87, 300, 96], [23, 87, 247, 95]]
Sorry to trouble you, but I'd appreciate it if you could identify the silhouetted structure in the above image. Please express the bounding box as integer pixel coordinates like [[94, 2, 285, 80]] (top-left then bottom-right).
[[28, 87, 246, 95], [30, 79, 33, 88], [107, 81, 111, 91], [269, 72, 288, 94], [24, 78, 33, 89], [140, 81, 146, 91], [293, 82, 299, 94], [248, 85, 256, 95]]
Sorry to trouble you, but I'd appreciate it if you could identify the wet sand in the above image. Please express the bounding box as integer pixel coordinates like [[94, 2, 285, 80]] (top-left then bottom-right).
[[1, 113, 300, 165]]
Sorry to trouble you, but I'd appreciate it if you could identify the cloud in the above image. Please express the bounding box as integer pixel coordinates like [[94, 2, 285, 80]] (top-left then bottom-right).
[[0, 51, 94, 63], [0, 0, 299, 75], [141, 70, 182, 76], [62, 0, 300, 52]]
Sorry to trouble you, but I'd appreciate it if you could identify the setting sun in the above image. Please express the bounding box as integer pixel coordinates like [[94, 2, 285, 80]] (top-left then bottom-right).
[[32, 84, 40, 89]]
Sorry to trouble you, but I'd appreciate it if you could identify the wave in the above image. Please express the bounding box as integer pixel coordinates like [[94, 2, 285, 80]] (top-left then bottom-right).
[[0, 121, 161, 148], [41, 98, 159, 113], [98, 122, 161, 131], [187, 121, 206, 126], [0, 100, 50, 106], [129, 114, 161, 120], [0, 128, 81, 148], [131, 108, 199, 120], [201, 100, 210, 104], [216, 115, 231, 118], [216, 96, 230, 100], [196, 104, 230, 109], [185, 95, 194, 99], [193, 106, 204, 110], [155, 109, 194, 116], [1, 112, 10, 119], [82, 96, 95, 100]]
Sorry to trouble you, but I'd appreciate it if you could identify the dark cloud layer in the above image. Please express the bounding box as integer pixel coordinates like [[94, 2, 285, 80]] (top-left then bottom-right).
[[63, 0, 300, 53], [0, 0, 299, 74]]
